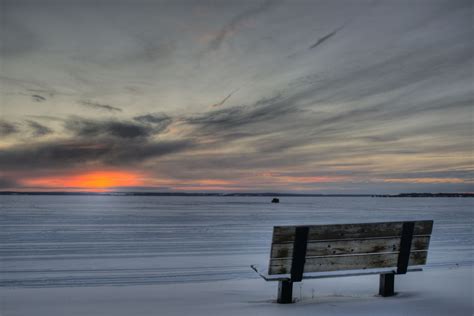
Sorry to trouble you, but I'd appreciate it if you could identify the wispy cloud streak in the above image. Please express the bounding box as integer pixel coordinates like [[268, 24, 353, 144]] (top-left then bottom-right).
[[79, 100, 122, 112], [309, 25, 344, 50], [211, 89, 239, 108], [207, 0, 279, 51]]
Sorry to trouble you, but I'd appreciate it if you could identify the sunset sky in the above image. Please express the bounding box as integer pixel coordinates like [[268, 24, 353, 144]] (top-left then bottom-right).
[[0, 0, 472, 193]]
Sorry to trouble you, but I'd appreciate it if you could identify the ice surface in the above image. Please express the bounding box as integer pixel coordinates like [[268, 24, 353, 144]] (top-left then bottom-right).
[[1, 196, 472, 287], [0, 196, 472, 315]]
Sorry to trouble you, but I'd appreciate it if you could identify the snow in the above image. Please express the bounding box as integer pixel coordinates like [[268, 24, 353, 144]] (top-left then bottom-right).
[[1, 196, 473, 315], [1, 266, 472, 316]]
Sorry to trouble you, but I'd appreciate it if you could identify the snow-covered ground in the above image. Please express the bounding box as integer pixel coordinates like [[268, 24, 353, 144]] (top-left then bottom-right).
[[1, 266, 472, 316], [1, 196, 472, 315]]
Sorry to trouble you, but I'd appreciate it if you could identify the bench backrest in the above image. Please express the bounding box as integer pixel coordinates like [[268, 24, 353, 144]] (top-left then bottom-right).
[[268, 220, 433, 280]]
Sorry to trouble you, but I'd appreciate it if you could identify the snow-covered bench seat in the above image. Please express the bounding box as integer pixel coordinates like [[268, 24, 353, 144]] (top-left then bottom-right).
[[251, 220, 434, 303]]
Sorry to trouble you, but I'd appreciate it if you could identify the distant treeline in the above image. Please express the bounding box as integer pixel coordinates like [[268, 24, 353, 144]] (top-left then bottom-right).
[[372, 193, 474, 198]]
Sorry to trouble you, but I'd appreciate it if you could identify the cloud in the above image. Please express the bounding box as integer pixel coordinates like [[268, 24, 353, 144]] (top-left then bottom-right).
[[31, 94, 46, 102], [27, 89, 56, 98], [377, 170, 474, 181], [0, 120, 19, 136], [207, 0, 279, 52], [66, 117, 153, 139], [185, 94, 296, 132], [63, 114, 173, 140], [17, 91, 49, 102], [211, 89, 239, 108], [0, 138, 194, 172], [0, 119, 53, 138], [309, 25, 344, 50], [0, 114, 183, 172], [133, 113, 172, 133], [25, 120, 53, 136], [78, 100, 122, 112], [0, 114, 190, 172]]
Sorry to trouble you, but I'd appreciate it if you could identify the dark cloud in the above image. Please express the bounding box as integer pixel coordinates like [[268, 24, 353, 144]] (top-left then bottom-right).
[[25, 120, 53, 136], [133, 113, 171, 124], [0, 119, 53, 138], [31, 94, 46, 102], [0, 120, 19, 136], [79, 100, 122, 112], [309, 25, 344, 50], [133, 113, 172, 133], [0, 138, 194, 171], [62, 114, 174, 140], [66, 118, 152, 139]]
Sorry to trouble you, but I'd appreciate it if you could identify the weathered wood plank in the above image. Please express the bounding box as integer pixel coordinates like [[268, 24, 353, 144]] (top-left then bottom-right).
[[270, 236, 430, 259], [272, 220, 433, 243], [268, 251, 428, 275]]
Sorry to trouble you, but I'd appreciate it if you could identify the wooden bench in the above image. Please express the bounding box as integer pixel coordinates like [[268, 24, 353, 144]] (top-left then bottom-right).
[[251, 220, 433, 303]]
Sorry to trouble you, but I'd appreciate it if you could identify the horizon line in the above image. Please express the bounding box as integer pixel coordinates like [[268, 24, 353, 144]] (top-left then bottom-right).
[[0, 191, 473, 197]]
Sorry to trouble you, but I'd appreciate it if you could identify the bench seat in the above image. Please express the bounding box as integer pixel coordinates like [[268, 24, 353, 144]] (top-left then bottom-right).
[[252, 220, 433, 303]]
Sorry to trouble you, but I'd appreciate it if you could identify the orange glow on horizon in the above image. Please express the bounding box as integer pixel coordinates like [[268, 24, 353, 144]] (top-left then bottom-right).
[[193, 179, 234, 185], [23, 171, 144, 191], [14, 171, 471, 192], [169, 185, 243, 191], [275, 175, 349, 183]]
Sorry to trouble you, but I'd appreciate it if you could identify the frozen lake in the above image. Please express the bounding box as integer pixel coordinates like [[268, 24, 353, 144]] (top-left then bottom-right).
[[1, 196, 472, 287]]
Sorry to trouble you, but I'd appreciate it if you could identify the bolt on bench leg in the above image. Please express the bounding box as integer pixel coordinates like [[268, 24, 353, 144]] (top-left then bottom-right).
[[277, 280, 293, 303], [379, 273, 395, 297]]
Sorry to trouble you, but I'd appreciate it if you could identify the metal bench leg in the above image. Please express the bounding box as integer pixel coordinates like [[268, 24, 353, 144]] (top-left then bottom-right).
[[277, 280, 293, 303], [379, 273, 395, 297]]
